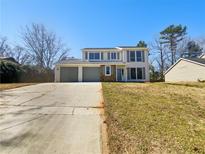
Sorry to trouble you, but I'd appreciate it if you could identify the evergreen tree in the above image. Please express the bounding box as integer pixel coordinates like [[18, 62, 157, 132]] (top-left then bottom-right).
[[136, 40, 147, 48], [183, 41, 203, 58], [160, 25, 187, 64]]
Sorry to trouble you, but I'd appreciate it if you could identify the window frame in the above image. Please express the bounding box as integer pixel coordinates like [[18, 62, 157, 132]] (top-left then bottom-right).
[[137, 67, 146, 79], [128, 51, 145, 62], [136, 51, 143, 62], [129, 51, 136, 62], [105, 66, 111, 76], [89, 52, 100, 61], [111, 52, 117, 60]]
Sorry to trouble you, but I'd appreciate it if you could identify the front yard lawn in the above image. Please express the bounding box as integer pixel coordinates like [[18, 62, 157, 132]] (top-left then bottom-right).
[[0, 83, 35, 91], [102, 82, 205, 153]]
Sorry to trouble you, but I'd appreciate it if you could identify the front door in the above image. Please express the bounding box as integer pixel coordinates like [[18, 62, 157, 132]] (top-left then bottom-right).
[[117, 68, 124, 81]]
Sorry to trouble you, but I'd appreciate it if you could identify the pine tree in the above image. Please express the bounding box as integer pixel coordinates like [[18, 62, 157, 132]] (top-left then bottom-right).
[[160, 25, 187, 64]]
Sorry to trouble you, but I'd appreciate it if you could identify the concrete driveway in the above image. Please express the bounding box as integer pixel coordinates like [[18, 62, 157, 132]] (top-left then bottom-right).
[[0, 83, 104, 154]]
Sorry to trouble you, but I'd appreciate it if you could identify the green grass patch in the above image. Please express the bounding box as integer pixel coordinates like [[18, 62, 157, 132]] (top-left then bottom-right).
[[103, 82, 205, 153]]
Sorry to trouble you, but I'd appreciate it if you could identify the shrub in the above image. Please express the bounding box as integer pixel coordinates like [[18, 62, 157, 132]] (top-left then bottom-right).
[[0, 60, 22, 83], [0, 59, 54, 83], [20, 65, 54, 83]]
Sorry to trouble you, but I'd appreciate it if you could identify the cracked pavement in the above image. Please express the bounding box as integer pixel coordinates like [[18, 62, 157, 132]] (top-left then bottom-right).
[[0, 83, 103, 154]]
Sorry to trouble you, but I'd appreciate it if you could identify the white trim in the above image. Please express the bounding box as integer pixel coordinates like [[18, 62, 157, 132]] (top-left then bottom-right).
[[105, 65, 111, 76], [78, 66, 82, 82], [115, 66, 118, 81], [199, 53, 205, 58]]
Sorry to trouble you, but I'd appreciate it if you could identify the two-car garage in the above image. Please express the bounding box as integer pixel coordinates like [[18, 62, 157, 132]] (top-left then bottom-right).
[[59, 66, 100, 82]]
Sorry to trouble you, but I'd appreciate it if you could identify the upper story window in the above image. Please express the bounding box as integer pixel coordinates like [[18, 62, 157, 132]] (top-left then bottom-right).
[[127, 51, 145, 62], [89, 52, 100, 60], [108, 52, 120, 60], [136, 51, 144, 62], [111, 52, 116, 59], [86, 51, 120, 61], [130, 51, 136, 62]]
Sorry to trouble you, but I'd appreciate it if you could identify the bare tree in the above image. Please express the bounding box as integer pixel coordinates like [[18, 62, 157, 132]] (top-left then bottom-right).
[[21, 23, 69, 68], [151, 38, 168, 80], [12, 46, 31, 64], [0, 37, 31, 64], [177, 37, 191, 58], [198, 37, 205, 53], [0, 37, 12, 57]]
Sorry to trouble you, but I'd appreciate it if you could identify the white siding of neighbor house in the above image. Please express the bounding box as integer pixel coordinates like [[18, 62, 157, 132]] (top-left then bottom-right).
[[165, 60, 205, 82]]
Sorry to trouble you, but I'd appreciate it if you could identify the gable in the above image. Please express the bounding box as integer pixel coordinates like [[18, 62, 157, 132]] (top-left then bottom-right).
[[164, 58, 205, 75], [165, 59, 205, 81]]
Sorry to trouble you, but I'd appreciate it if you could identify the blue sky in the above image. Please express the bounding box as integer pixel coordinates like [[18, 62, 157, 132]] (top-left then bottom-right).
[[0, 0, 205, 58]]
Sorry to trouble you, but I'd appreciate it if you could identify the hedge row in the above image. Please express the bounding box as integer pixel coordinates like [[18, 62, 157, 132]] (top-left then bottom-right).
[[0, 60, 54, 83]]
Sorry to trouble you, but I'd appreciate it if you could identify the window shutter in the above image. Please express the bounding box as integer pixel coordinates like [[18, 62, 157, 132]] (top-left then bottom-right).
[[142, 51, 145, 62], [143, 67, 145, 79], [85, 52, 88, 60], [101, 52, 104, 60], [117, 52, 120, 60], [108, 52, 110, 60], [127, 51, 129, 62]]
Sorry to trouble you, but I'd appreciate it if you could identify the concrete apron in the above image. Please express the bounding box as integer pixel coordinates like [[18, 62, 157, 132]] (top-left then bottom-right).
[[0, 83, 105, 154]]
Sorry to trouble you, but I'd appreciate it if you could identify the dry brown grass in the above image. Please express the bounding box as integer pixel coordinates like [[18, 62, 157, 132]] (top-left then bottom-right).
[[0, 83, 36, 91], [103, 82, 205, 154]]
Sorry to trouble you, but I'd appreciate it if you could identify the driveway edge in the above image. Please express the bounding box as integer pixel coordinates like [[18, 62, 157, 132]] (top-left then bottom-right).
[[99, 83, 109, 154]]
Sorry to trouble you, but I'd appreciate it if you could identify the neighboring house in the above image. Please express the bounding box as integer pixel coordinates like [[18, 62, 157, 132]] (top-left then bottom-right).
[[199, 53, 205, 59], [164, 57, 205, 82], [55, 46, 150, 82], [0, 57, 18, 63]]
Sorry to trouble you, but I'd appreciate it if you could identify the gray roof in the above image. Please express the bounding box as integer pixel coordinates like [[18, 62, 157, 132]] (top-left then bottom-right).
[[82, 46, 148, 50], [117, 46, 140, 48], [187, 58, 205, 65], [82, 48, 116, 50]]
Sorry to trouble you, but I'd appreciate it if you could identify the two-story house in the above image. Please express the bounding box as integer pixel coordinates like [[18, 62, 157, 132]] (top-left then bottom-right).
[[55, 46, 150, 82]]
